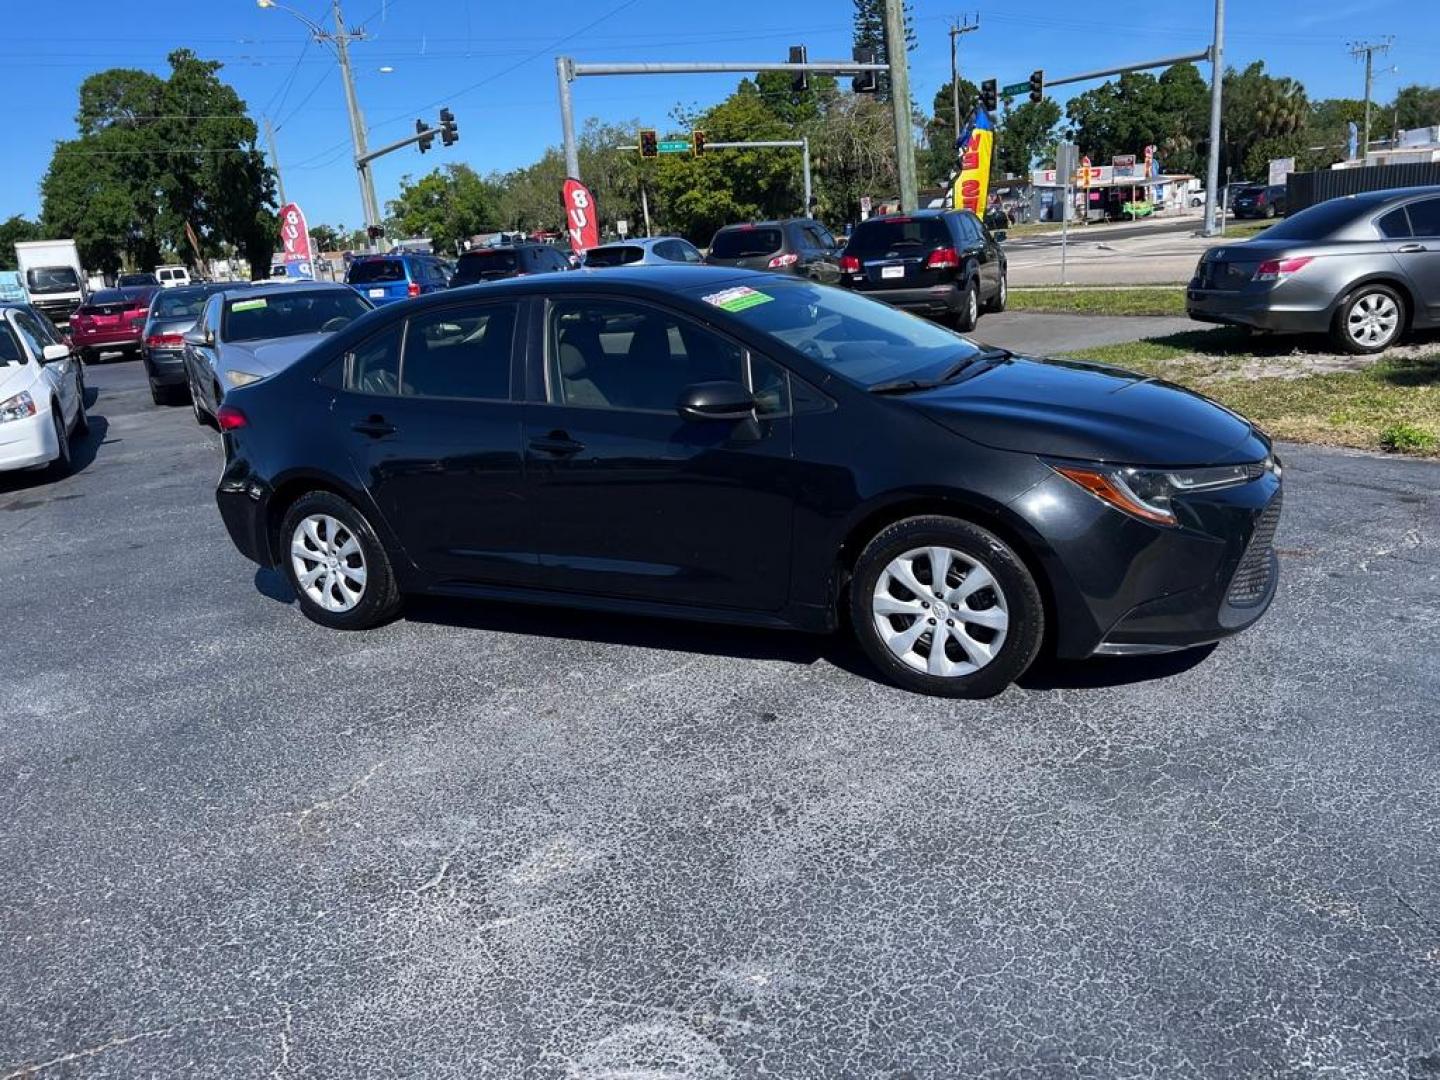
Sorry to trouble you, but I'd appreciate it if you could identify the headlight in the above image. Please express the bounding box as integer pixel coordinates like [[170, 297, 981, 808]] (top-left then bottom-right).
[[224, 370, 265, 388], [1050, 459, 1267, 526], [0, 391, 37, 424]]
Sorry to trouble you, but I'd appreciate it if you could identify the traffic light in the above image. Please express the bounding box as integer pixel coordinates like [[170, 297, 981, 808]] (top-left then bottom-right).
[[851, 46, 878, 94], [981, 78, 998, 113], [692, 129, 707, 156], [366, 225, 385, 241], [1029, 70, 1044, 104], [789, 45, 808, 93], [416, 118, 434, 154], [439, 107, 458, 147], [638, 128, 659, 158]]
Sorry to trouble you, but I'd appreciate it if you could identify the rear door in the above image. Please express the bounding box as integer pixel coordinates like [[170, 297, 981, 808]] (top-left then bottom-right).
[[798, 223, 842, 283], [330, 298, 533, 584], [1387, 197, 1440, 324]]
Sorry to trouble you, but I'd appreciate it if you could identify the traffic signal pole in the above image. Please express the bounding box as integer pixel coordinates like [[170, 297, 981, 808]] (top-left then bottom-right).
[[556, 57, 888, 183]]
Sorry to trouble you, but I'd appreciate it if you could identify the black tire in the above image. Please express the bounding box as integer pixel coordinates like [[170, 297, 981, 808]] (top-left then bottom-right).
[[72, 392, 89, 437], [279, 491, 403, 631], [848, 515, 1044, 698], [1331, 284, 1405, 355], [48, 405, 72, 478], [190, 377, 212, 426], [952, 278, 980, 332], [984, 272, 1008, 314], [150, 381, 166, 406]]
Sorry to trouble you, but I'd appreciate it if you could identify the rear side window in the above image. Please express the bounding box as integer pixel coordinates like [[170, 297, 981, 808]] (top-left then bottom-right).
[[1406, 198, 1440, 237], [710, 228, 783, 258], [347, 259, 406, 284], [847, 217, 952, 257], [400, 303, 517, 400], [1377, 208, 1411, 239]]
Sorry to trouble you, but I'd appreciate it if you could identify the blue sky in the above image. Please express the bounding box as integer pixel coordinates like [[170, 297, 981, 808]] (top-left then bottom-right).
[[3, 0, 1430, 229]]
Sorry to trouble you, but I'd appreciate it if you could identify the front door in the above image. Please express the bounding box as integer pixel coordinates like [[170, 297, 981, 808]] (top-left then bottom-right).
[[523, 296, 796, 612], [12, 311, 77, 423], [330, 299, 533, 585]]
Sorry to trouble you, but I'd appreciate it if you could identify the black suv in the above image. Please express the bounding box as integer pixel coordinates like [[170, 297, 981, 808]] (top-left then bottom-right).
[[704, 219, 843, 283], [450, 243, 571, 286], [839, 209, 1007, 331], [1233, 184, 1288, 220]]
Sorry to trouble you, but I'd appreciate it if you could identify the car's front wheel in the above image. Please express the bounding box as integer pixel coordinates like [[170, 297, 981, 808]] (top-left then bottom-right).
[[280, 491, 403, 630], [1333, 284, 1405, 354], [985, 273, 1008, 314], [848, 515, 1044, 697]]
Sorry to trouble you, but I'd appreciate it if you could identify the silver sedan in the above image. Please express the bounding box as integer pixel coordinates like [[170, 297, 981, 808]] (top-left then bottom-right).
[[582, 236, 705, 268]]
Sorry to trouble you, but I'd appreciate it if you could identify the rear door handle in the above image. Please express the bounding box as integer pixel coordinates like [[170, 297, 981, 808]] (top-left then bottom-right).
[[529, 434, 584, 457], [351, 416, 397, 438], [1398, 243, 1428, 253]]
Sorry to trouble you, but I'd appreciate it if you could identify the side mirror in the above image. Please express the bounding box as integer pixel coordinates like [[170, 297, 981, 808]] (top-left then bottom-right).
[[41, 343, 70, 364], [677, 380, 756, 422], [183, 328, 211, 347], [993, 230, 1008, 244]]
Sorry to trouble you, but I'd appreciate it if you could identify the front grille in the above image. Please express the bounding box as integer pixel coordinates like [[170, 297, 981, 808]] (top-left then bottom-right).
[[1226, 491, 1282, 607]]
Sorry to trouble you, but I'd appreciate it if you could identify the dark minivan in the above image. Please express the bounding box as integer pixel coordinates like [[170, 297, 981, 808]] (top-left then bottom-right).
[[705, 219, 843, 283], [212, 266, 1282, 699], [840, 209, 1007, 331], [1233, 184, 1288, 220], [450, 244, 572, 286]]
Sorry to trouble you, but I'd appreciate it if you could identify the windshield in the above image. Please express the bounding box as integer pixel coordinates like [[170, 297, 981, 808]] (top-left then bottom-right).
[[686, 279, 980, 388], [154, 287, 219, 319], [585, 246, 644, 267], [347, 259, 406, 284], [847, 217, 952, 257], [710, 228, 782, 258], [26, 267, 81, 294], [223, 291, 371, 343]]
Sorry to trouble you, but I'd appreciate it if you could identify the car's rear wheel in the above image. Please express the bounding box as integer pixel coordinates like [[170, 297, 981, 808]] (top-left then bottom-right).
[[848, 515, 1043, 697], [280, 491, 402, 630], [952, 279, 979, 332], [1332, 284, 1404, 354]]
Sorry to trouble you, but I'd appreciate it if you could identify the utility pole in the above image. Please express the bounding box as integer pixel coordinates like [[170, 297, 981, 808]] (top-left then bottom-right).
[[1349, 37, 1392, 156], [1202, 0, 1225, 237], [948, 15, 980, 145], [885, 0, 918, 211], [263, 116, 287, 207], [330, 0, 384, 249]]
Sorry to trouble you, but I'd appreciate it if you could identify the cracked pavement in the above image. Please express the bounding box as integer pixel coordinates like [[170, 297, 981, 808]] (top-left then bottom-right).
[[2, 359, 1437, 1078]]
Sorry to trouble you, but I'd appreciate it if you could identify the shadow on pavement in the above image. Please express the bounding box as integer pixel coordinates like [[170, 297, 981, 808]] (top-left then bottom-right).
[[0, 414, 109, 495], [1019, 643, 1216, 690]]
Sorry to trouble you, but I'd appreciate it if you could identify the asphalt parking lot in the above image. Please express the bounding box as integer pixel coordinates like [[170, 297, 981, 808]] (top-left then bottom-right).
[[3, 356, 1439, 1078]]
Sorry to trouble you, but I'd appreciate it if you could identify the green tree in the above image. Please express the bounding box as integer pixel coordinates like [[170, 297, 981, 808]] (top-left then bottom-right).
[[308, 224, 344, 252], [387, 164, 501, 253], [922, 76, 979, 184], [0, 216, 42, 271], [1391, 84, 1440, 131], [40, 51, 275, 277], [1222, 61, 1308, 180], [1065, 63, 1210, 174], [995, 98, 1061, 179], [853, 0, 915, 101]]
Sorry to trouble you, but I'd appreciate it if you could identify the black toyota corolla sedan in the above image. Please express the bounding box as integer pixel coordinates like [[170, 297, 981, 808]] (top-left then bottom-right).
[[213, 266, 1282, 697]]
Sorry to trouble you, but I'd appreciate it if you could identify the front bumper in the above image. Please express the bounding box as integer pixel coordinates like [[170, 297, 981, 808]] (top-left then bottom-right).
[[0, 409, 59, 472], [1010, 465, 1284, 659], [850, 283, 962, 316]]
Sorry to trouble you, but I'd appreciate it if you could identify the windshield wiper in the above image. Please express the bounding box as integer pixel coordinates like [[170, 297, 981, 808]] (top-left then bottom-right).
[[868, 377, 947, 395], [869, 347, 1012, 395]]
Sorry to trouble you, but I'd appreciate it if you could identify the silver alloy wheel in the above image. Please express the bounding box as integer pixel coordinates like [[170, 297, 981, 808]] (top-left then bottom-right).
[[967, 284, 978, 324], [291, 513, 367, 613], [998, 275, 1007, 307], [1347, 291, 1400, 348], [871, 545, 1009, 677]]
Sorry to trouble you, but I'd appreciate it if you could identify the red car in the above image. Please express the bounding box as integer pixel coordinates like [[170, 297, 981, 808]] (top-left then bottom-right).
[[69, 286, 157, 362]]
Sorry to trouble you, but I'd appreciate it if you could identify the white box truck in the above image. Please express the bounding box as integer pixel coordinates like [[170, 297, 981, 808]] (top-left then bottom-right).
[[14, 239, 87, 327]]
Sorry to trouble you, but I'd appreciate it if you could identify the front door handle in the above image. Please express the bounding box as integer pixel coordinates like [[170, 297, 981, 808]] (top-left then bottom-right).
[[351, 416, 397, 438], [1398, 243, 1428, 253], [529, 433, 584, 457]]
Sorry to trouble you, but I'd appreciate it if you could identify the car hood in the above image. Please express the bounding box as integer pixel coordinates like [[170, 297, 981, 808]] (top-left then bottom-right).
[[912, 355, 1264, 466], [0, 363, 38, 401], [221, 334, 328, 378]]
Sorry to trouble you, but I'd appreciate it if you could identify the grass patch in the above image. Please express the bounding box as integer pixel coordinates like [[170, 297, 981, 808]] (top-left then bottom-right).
[[1224, 220, 1274, 238], [1008, 287, 1187, 317], [1070, 330, 1440, 456]]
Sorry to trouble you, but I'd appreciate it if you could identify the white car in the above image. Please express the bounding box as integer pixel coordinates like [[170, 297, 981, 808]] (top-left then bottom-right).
[[155, 265, 193, 288], [0, 302, 88, 476]]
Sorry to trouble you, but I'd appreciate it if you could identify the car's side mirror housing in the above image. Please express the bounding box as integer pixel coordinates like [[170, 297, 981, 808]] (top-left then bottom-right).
[[677, 380, 757, 422], [183, 328, 211, 347], [993, 230, 1008, 244], [40, 343, 70, 364]]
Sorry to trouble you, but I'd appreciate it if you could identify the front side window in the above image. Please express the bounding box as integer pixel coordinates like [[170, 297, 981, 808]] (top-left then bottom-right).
[[548, 299, 745, 412], [1405, 198, 1440, 238], [400, 303, 517, 400]]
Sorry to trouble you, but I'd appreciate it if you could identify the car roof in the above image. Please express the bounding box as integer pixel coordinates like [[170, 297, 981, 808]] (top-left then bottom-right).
[[215, 281, 356, 302]]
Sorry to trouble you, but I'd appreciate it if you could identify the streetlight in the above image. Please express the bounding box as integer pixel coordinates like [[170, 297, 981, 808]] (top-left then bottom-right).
[[256, 0, 384, 249]]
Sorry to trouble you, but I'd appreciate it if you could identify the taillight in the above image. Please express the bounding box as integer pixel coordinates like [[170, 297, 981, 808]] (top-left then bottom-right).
[[924, 247, 961, 269], [1256, 192, 1267, 204], [767, 252, 799, 269], [840, 255, 861, 273], [215, 405, 248, 431], [145, 332, 184, 348], [1253, 256, 1313, 282], [407, 282, 421, 297]]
